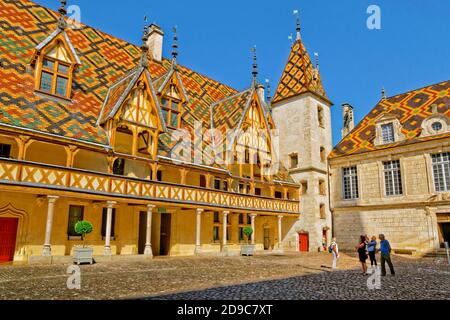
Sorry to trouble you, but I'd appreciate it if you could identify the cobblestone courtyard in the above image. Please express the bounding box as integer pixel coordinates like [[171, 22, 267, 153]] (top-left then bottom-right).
[[0, 253, 449, 300]]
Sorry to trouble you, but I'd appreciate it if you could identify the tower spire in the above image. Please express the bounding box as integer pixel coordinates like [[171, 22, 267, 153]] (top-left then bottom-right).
[[251, 46, 258, 87], [293, 10, 301, 41], [58, 0, 68, 30], [172, 26, 178, 69], [140, 16, 150, 68]]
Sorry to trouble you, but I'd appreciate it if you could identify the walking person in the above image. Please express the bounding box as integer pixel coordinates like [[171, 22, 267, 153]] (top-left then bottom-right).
[[330, 238, 339, 269], [356, 235, 368, 275], [379, 234, 395, 276], [367, 236, 378, 269]]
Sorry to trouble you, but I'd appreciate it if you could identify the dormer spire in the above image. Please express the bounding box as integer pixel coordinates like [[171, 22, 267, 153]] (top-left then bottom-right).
[[251, 46, 258, 87], [58, 0, 67, 30]]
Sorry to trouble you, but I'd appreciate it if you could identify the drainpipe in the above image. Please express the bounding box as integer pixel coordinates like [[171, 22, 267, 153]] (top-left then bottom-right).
[[327, 161, 334, 238]]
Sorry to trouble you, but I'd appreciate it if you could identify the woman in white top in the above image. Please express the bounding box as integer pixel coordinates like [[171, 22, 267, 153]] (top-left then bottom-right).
[[330, 238, 339, 269]]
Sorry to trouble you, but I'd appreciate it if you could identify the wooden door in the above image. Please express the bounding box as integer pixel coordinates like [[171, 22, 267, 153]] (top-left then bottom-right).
[[138, 211, 147, 255], [263, 228, 270, 250], [159, 213, 171, 256], [0, 218, 18, 262], [299, 233, 309, 252]]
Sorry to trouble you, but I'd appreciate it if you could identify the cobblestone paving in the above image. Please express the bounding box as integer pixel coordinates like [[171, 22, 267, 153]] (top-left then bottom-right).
[[0, 253, 448, 300]]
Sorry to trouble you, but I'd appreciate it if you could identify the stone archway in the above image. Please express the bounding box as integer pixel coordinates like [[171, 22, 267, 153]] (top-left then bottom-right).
[[0, 203, 29, 261]]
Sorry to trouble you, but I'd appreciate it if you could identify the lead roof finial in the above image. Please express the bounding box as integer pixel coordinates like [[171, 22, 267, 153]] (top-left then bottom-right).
[[251, 46, 258, 86], [58, 0, 68, 30], [265, 78, 272, 105], [140, 16, 150, 68], [172, 26, 179, 68], [293, 10, 301, 41], [381, 86, 387, 100]]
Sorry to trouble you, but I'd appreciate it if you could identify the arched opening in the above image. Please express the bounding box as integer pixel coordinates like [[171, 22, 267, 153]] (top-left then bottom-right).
[[0, 203, 29, 262]]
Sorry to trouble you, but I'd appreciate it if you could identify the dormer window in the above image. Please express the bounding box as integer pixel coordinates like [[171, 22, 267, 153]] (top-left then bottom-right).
[[432, 122, 443, 132], [39, 57, 71, 97], [161, 96, 181, 128], [33, 38, 78, 100], [160, 82, 183, 129], [381, 123, 395, 144]]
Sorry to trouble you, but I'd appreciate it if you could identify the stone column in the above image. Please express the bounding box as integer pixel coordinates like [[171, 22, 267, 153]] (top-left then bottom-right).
[[104, 201, 117, 256], [195, 209, 203, 254], [250, 213, 257, 245], [42, 196, 59, 256], [144, 204, 155, 257], [278, 215, 284, 249], [222, 211, 230, 252]]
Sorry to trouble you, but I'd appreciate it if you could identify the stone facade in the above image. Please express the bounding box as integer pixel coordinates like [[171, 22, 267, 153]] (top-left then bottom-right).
[[330, 138, 450, 253], [273, 93, 333, 252]]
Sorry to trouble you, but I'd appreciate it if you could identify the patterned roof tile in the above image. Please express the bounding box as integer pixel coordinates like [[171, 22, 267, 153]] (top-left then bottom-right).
[[330, 80, 450, 158], [272, 39, 329, 105]]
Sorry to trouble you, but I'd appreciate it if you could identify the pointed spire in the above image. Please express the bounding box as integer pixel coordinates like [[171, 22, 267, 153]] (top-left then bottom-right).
[[293, 10, 301, 41], [140, 16, 150, 68], [381, 86, 387, 100], [172, 26, 179, 69], [251, 46, 258, 87], [58, 0, 68, 30]]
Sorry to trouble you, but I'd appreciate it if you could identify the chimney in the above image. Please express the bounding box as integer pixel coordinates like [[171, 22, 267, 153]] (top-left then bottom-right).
[[147, 24, 164, 62], [341, 103, 355, 138]]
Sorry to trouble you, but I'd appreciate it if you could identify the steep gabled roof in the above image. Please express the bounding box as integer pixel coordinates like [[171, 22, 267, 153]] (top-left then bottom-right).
[[330, 80, 450, 158], [97, 66, 167, 131], [272, 39, 330, 105]]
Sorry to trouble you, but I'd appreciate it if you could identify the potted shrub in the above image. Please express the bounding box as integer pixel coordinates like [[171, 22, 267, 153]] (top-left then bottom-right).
[[73, 220, 94, 265], [240, 227, 255, 256]]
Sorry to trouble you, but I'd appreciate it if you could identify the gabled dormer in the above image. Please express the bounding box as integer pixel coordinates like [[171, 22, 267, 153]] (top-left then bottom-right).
[[373, 113, 406, 146], [31, 2, 81, 100], [156, 70, 188, 129], [223, 49, 277, 181], [97, 23, 166, 160], [155, 27, 189, 129]]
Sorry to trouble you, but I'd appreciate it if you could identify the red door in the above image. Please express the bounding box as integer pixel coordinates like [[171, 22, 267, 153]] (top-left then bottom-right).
[[299, 233, 309, 252], [0, 218, 18, 262]]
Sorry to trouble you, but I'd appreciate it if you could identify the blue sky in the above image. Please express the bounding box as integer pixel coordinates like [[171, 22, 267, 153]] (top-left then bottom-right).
[[36, 0, 450, 146]]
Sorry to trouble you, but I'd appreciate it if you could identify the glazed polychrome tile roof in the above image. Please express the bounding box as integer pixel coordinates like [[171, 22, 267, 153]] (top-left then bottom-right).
[[330, 80, 450, 158], [0, 0, 239, 148], [272, 39, 329, 105]]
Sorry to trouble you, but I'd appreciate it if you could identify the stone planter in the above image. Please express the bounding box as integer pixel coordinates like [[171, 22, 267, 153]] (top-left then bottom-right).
[[241, 244, 256, 256], [73, 247, 94, 265]]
